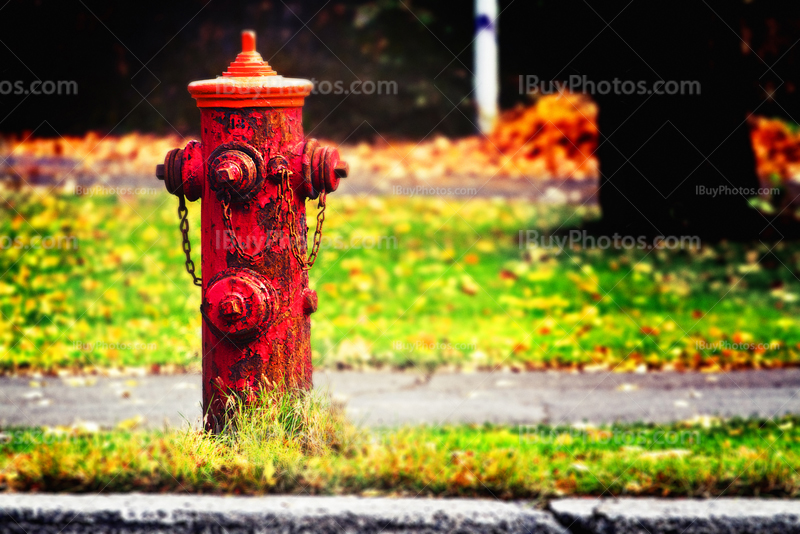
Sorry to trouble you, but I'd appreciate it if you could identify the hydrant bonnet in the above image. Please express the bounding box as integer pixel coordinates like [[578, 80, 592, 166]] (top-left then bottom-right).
[[188, 30, 313, 108]]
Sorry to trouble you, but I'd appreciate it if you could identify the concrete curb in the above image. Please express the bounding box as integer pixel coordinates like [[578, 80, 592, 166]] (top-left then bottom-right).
[[0, 493, 564, 534], [2, 494, 800, 533], [550, 498, 800, 534]]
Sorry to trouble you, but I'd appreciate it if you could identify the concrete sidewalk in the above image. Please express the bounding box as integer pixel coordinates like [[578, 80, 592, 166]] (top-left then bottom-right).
[[2, 369, 799, 429], [2, 494, 799, 533]]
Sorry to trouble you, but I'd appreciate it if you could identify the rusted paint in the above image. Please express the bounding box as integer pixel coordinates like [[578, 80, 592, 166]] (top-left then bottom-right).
[[197, 104, 314, 432]]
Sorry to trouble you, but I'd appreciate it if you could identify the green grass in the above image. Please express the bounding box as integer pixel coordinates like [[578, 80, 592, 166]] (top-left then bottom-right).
[[3, 390, 800, 498], [1, 188, 800, 374]]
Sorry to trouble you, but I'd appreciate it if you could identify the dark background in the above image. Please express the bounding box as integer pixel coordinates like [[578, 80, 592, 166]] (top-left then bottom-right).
[[0, 0, 797, 141], [0, 0, 473, 139]]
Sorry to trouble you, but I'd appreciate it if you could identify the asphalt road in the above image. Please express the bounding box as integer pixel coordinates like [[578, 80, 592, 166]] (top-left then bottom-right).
[[2, 369, 799, 429]]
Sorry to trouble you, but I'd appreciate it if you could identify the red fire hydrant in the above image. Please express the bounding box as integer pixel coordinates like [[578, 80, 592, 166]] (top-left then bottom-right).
[[155, 30, 348, 431]]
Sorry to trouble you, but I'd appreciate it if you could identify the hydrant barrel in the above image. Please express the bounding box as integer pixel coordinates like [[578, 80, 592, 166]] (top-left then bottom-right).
[[155, 30, 347, 431]]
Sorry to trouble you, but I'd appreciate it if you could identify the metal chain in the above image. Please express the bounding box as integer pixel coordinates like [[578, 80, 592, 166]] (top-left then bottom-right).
[[178, 194, 202, 287], [278, 169, 326, 270], [220, 193, 269, 263], [215, 168, 326, 271]]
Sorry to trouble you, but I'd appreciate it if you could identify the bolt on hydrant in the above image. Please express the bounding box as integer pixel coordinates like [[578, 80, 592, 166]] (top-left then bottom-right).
[[155, 30, 348, 431]]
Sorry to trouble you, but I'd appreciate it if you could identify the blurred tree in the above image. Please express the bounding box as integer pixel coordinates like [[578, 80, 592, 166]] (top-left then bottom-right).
[[586, 1, 762, 240], [500, 0, 799, 240]]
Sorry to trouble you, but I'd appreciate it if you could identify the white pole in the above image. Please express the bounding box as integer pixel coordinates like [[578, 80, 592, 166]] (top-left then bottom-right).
[[474, 0, 499, 135]]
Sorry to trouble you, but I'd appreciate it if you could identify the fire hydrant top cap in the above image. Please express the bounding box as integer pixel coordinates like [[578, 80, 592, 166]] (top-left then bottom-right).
[[188, 30, 313, 108]]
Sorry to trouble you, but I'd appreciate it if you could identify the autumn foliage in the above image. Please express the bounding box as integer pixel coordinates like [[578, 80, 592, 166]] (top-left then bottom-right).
[[1, 96, 798, 185], [0, 95, 598, 183], [0, 132, 181, 183], [749, 116, 800, 182], [489, 93, 598, 179], [342, 94, 598, 181]]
